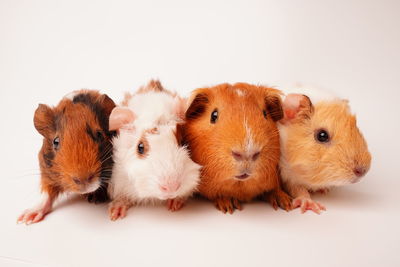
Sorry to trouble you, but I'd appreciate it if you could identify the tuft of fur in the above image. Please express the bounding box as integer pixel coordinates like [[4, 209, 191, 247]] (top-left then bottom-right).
[[182, 83, 292, 213]]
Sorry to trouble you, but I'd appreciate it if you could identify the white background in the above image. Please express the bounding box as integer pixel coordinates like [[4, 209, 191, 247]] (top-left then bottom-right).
[[1, 0, 399, 266]]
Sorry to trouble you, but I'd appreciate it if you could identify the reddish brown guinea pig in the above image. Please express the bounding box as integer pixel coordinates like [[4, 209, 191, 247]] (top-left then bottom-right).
[[182, 83, 292, 213], [18, 90, 116, 224]]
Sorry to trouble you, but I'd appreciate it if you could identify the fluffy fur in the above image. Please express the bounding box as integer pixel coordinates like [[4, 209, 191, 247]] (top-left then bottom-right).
[[182, 83, 292, 213], [18, 90, 116, 224], [278, 85, 372, 214], [108, 80, 201, 220]]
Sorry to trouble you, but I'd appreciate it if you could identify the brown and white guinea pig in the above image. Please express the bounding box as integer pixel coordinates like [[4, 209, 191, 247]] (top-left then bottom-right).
[[107, 80, 201, 221], [17, 90, 116, 224], [181, 83, 292, 214], [278, 85, 372, 214]]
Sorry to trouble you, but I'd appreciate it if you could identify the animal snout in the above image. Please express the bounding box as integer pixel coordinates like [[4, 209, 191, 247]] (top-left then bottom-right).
[[353, 166, 368, 178], [159, 181, 181, 193], [232, 150, 260, 162], [72, 174, 96, 185]]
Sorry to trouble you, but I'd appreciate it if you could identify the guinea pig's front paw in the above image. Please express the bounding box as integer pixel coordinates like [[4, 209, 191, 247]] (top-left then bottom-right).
[[292, 197, 326, 214], [17, 208, 49, 225], [166, 198, 185, 212], [214, 198, 242, 214], [266, 189, 292, 211], [108, 199, 132, 221]]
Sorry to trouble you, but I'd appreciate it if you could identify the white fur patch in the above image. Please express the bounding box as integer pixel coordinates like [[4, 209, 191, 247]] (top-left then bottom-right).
[[235, 89, 245, 96], [64, 91, 80, 101], [125, 91, 180, 130], [244, 119, 258, 154], [80, 180, 100, 194], [109, 87, 201, 204]]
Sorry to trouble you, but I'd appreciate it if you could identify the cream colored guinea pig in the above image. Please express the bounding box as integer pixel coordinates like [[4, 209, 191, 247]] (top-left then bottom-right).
[[278, 85, 371, 214]]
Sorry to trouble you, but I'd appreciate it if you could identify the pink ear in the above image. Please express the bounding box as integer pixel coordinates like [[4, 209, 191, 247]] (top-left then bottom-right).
[[281, 94, 313, 123], [109, 107, 136, 131], [174, 96, 188, 121]]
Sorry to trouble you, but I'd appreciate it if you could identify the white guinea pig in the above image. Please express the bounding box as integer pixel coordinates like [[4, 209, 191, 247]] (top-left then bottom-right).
[[108, 80, 201, 220], [278, 84, 371, 214]]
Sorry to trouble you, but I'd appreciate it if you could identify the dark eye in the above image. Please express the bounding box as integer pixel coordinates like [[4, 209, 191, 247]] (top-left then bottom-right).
[[263, 110, 267, 119], [96, 131, 104, 142], [210, 109, 218, 123], [315, 129, 330, 143], [53, 137, 60, 150], [137, 142, 145, 154]]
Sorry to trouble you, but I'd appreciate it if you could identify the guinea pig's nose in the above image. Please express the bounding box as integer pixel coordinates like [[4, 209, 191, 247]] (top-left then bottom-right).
[[72, 177, 82, 185], [232, 150, 260, 162], [159, 181, 181, 193], [354, 167, 367, 177]]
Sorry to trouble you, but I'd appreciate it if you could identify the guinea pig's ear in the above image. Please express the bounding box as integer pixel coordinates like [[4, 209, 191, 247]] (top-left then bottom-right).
[[185, 89, 210, 120], [98, 94, 116, 117], [265, 93, 284, 121], [109, 107, 136, 132], [281, 94, 313, 123], [34, 104, 55, 137]]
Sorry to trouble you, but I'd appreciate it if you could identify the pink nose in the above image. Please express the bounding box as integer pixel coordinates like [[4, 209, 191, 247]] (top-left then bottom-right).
[[159, 181, 181, 193], [354, 167, 367, 177]]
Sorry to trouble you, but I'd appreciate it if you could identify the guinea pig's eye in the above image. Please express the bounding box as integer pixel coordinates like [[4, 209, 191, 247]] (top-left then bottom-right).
[[263, 110, 267, 119], [137, 142, 145, 155], [210, 109, 218, 124], [53, 137, 60, 150], [96, 130, 104, 142], [315, 129, 330, 143]]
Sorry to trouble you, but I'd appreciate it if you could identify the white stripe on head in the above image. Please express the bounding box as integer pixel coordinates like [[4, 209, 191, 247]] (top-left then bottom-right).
[[235, 89, 245, 97], [244, 119, 257, 153], [64, 91, 80, 101]]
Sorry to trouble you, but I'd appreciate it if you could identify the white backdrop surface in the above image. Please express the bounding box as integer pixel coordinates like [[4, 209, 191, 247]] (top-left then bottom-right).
[[0, 1, 399, 266]]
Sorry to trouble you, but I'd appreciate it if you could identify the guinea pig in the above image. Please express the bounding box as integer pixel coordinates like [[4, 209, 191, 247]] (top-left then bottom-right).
[[278, 85, 372, 214], [17, 90, 116, 224], [181, 83, 292, 214], [107, 80, 201, 220]]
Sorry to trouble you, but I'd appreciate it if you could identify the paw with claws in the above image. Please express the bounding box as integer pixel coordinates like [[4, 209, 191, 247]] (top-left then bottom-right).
[[18, 207, 50, 225], [266, 189, 292, 211], [166, 198, 186, 212], [17, 196, 53, 225], [293, 197, 326, 214], [109, 199, 132, 221], [214, 197, 242, 214]]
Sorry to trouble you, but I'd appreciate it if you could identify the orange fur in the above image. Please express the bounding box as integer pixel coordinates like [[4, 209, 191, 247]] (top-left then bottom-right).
[[281, 100, 371, 190], [34, 90, 116, 197], [183, 83, 291, 213]]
